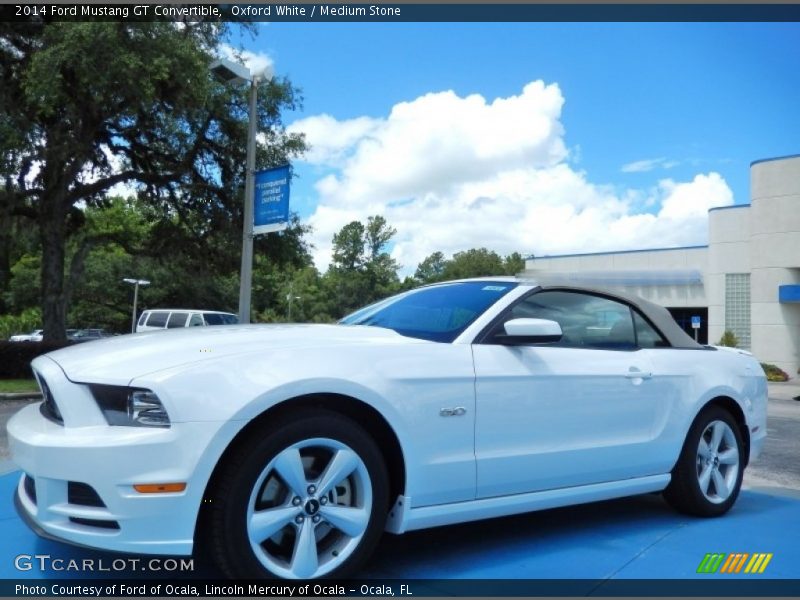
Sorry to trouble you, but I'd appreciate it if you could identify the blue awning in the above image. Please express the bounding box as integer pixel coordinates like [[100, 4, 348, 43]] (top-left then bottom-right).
[[778, 285, 800, 303]]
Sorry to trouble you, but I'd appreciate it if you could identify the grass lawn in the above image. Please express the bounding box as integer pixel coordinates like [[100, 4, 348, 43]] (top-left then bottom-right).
[[0, 379, 39, 394]]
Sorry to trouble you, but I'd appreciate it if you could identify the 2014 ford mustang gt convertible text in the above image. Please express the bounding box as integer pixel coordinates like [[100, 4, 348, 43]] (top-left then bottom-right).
[[8, 278, 767, 579]]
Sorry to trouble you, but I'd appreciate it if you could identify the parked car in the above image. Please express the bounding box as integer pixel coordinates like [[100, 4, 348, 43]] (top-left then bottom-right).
[[8, 329, 43, 342], [9, 278, 767, 580], [69, 329, 113, 343], [135, 309, 238, 332]]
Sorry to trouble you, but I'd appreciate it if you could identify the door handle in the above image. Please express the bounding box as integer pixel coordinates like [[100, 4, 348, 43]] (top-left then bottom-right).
[[625, 369, 652, 379]]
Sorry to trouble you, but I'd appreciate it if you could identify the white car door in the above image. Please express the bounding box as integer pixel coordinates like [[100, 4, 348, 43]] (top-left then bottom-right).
[[472, 290, 673, 498]]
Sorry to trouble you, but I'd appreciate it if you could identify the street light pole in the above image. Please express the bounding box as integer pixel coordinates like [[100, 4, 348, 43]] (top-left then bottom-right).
[[209, 57, 273, 325], [123, 278, 150, 333], [238, 76, 259, 324], [286, 282, 301, 321]]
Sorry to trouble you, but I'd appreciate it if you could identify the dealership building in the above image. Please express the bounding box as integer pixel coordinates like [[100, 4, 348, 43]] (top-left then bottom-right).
[[524, 154, 800, 375]]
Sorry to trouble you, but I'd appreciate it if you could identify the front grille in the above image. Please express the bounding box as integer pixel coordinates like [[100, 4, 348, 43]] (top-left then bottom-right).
[[35, 373, 63, 425], [69, 517, 120, 530], [68, 482, 106, 507], [23, 474, 37, 505]]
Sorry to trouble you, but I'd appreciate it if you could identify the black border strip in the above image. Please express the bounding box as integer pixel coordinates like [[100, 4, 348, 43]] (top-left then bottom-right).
[[3, 4, 800, 23]]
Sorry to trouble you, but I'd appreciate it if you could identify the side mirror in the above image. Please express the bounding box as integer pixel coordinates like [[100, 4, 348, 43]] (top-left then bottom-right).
[[498, 318, 563, 344]]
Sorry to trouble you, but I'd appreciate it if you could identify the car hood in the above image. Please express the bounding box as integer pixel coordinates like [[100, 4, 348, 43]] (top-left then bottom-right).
[[44, 324, 417, 385]]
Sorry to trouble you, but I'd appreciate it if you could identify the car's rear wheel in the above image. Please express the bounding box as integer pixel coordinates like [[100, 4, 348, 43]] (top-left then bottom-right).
[[664, 405, 744, 517], [208, 410, 389, 579]]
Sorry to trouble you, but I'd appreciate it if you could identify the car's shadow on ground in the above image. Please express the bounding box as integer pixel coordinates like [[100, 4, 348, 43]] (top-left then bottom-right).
[[362, 492, 680, 578]]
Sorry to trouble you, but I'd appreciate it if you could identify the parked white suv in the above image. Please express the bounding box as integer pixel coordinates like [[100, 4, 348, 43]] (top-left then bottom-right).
[[136, 309, 238, 332]]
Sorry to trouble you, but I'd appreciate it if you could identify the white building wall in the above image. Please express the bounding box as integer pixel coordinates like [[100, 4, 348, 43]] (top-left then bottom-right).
[[524, 247, 708, 307], [707, 205, 751, 347], [750, 156, 800, 375]]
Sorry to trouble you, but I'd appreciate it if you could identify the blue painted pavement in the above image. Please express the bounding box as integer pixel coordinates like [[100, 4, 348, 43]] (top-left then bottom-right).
[[1, 471, 799, 583]]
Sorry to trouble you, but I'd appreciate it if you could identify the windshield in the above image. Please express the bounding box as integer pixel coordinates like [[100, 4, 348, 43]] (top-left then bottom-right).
[[340, 281, 517, 342]]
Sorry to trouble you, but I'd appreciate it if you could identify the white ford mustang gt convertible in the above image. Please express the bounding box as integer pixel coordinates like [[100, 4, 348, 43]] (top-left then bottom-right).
[[9, 278, 767, 579]]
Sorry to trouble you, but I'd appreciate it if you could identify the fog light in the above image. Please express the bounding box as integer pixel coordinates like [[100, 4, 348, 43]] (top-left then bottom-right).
[[128, 390, 169, 427]]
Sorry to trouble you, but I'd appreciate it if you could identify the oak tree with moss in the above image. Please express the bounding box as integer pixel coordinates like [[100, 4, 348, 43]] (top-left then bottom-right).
[[1, 22, 305, 340]]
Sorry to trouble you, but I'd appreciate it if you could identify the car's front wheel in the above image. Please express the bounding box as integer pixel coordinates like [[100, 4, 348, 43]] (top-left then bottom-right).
[[208, 410, 389, 579], [664, 405, 744, 517]]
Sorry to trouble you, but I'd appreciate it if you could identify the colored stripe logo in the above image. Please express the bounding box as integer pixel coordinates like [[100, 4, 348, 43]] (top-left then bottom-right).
[[697, 553, 773, 574]]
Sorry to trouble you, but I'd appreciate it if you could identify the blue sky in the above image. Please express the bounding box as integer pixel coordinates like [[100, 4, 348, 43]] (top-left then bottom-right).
[[228, 22, 800, 272]]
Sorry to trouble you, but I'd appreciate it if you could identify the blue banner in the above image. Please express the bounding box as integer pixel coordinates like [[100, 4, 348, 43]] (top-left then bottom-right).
[[253, 165, 290, 235]]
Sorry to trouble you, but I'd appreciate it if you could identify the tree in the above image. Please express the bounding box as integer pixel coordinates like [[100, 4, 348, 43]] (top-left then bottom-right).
[[326, 216, 400, 316], [331, 221, 366, 272], [503, 251, 526, 276], [444, 248, 506, 279], [256, 266, 333, 324], [414, 251, 447, 284], [415, 248, 526, 284], [1, 22, 305, 340]]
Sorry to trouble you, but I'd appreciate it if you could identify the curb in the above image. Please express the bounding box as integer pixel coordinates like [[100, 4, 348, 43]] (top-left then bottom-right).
[[0, 393, 41, 401]]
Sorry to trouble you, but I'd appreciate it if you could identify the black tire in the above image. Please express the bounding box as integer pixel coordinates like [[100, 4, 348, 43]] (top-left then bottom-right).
[[663, 405, 744, 517], [207, 409, 389, 579]]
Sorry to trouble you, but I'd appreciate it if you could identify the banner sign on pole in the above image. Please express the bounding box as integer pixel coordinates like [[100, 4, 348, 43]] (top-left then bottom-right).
[[253, 165, 290, 235]]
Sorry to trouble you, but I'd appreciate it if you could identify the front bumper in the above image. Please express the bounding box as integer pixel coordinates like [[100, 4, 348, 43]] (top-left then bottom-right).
[[8, 402, 222, 556]]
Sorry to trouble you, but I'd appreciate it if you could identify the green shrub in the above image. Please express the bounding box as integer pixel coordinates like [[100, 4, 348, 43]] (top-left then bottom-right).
[[0, 341, 73, 379], [0, 308, 42, 341], [760, 362, 789, 382], [717, 330, 739, 348]]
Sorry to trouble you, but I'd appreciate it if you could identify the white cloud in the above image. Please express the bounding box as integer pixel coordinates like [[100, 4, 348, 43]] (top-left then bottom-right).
[[218, 44, 274, 78], [621, 157, 680, 173], [657, 172, 733, 220], [290, 81, 733, 273], [287, 114, 381, 166]]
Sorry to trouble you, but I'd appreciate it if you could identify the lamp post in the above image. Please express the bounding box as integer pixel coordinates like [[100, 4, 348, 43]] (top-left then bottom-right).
[[123, 278, 150, 333], [209, 57, 273, 324], [286, 282, 301, 321]]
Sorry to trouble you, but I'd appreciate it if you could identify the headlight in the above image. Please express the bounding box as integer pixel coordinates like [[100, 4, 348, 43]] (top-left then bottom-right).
[[90, 385, 170, 428]]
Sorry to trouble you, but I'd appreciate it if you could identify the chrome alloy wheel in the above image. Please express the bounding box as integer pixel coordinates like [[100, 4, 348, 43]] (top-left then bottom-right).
[[695, 420, 740, 504], [246, 437, 373, 579]]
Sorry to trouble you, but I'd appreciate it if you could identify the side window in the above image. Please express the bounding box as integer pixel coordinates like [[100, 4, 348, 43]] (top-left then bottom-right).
[[146, 311, 168, 328], [633, 311, 668, 348], [506, 291, 636, 350], [137, 312, 148, 326], [203, 313, 239, 325], [167, 312, 189, 328], [188, 314, 204, 327]]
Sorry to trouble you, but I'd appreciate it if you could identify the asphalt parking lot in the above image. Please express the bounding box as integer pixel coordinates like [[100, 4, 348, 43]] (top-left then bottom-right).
[[744, 383, 800, 494], [0, 383, 798, 584], [0, 398, 31, 462]]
